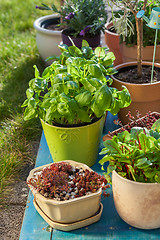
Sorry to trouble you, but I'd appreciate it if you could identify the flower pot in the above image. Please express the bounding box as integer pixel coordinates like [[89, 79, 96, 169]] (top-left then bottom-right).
[[120, 42, 160, 63], [33, 14, 62, 65], [104, 22, 123, 66], [112, 170, 160, 229], [41, 116, 105, 167], [111, 62, 160, 124], [103, 112, 160, 141], [62, 29, 101, 49], [27, 160, 102, 223]]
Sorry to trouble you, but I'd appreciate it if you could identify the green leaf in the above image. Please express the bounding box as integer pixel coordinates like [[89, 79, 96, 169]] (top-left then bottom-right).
[[57, 102, 70, 116], [21, 99, 28, 107], [26, 89, 34, 99], [33, 65, 40, 78], [75, 91, 92, 107], [88, 64, 104, 79], [68, 46, 82, 57], [45, 105, 56, 122], [151, 119, 160, 132], [94, 47, 106, 58], [103, 140, 121, 154], [28, 98, 36, 108], [77, 109, 91, 122], [24, 107, 36, 121], [82, 40, 89, 47], [128, 165, 136, 181], [94, 85, 112, 111], [67, 65, 80, 76]]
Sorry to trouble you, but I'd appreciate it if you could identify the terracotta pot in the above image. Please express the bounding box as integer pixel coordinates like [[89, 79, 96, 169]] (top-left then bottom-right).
[[111, 62, 160, 124], [34, 14, 62, 65], [112, 170, 160, 229], [104, 22, 123, 66], [62, 29, 101, 49], [27, 160, 102, 224], [120, 42, 160, 63]]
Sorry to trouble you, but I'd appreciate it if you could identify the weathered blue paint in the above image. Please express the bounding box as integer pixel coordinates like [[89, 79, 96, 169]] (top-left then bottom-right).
[[19, 112, 160, 240]]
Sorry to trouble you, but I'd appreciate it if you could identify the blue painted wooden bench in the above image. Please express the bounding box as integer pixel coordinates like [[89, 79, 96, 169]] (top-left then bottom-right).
[[19, 112, 160, 240]]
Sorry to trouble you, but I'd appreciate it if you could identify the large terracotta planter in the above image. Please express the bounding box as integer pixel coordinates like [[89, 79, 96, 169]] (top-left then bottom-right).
[[62, 29, 101, 49], [112, 170, 160, 229], [41, 116, 105, 167], [33, 14, 62, 65], [104, 22, 123, 66], [27, 160, 102, 224], [111, 62, 160, 124], [120, 42, 160, 63]]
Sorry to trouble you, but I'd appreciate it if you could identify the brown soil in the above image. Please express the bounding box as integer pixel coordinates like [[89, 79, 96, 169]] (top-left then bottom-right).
[[46, 24, 64, 31], [115, 66, 160, 84]]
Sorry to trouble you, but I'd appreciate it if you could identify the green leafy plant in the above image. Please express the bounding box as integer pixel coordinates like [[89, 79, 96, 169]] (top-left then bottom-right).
[[36, 0, 107, 37], [22, 41, 131, 125], [100, 119, 160, 183]]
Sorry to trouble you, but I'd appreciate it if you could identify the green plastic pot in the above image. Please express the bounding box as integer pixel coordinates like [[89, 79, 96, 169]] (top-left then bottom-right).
[[41, 116, 105, 167]]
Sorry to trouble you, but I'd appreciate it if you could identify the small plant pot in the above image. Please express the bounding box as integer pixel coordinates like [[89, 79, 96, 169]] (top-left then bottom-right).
[[27, 160, 102, 224], [41, 115, 105, 167], [112, 170, 160, 229], [33, 14, 62, 65], [62, 29, 101, 49], [103, 112, 160, 141]]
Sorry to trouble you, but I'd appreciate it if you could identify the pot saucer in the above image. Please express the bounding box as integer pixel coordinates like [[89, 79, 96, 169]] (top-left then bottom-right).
[[33, 200, 103, 231]]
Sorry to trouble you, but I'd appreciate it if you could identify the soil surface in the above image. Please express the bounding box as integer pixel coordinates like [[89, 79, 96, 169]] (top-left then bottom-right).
[[0, 142, 39, 240], [115, 66, 160, 84]]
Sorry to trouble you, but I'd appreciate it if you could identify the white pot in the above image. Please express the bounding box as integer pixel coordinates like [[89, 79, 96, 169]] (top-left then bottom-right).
[[27, 160, 102, 223], [34, 14, 62, 65], [112, 170, 160, 229]]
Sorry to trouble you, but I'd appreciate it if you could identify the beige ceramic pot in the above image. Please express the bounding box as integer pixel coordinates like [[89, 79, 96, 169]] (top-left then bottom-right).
[[111, 62, 160, 124], [120, 42, 160, 63], [27, 160, 102, 224], [104, 22, 123, 66], [112, 170, 160, 229], [34, 14, 62, 65]]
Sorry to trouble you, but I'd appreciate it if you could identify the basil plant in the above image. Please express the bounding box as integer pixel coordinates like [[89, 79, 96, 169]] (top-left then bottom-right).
[[22, 41, 131, 125], [100, 119, 160, 184]]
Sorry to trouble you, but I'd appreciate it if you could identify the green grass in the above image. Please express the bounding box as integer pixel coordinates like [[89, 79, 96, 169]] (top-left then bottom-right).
[[0, 0, 58, 199]]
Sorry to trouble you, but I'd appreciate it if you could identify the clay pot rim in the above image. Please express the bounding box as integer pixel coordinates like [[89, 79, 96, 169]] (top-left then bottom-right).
[[27, 160, 102, 205], [105, 21, 119, 37], [113, 170, 160, 186], [34, 14, 62, 35], [111, 61, 160, 86]]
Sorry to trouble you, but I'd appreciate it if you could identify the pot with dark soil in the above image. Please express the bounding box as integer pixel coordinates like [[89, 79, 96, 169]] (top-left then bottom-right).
[[33, 14, 62, 64], [27, 160, 109, 224], [111, 62, 160, 124]]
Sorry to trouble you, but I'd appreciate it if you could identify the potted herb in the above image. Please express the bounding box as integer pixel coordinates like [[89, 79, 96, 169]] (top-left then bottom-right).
[[22, 42, 131, 166], [34, 1, 65, 64], [37, 0, 107, 49], [105, 0, 160, 124], [27, 160, 109, 224], [100, 121, 160, 229], [103, 111, 160, 141], [105, 0, 160, 64]]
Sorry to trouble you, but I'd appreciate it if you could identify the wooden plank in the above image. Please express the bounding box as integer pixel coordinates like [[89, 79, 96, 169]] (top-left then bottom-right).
[[20, 112, 160, 240]]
